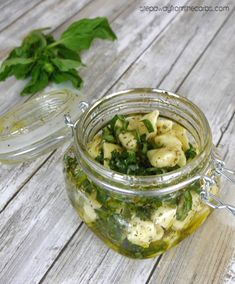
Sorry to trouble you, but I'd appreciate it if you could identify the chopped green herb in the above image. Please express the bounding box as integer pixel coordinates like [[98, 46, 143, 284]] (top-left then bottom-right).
[[96, 188, 109, 204], [81, 179, 94, 194], [110, 115, 124, 131], [95, 150, 104, 164], [189, 181, 202, 194], [102, 127, 116, 143], [176, 190, 193, 221], [108, 149, 165, 176], [185, 143, 197, 160], [142, 119, 155, 133]]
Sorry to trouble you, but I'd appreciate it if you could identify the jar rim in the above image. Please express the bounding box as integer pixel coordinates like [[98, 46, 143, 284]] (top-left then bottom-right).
[[73, 88, 213, 196]]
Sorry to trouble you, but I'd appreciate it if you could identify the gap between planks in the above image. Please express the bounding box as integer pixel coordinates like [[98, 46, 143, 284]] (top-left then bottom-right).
[[175, 6, 235, 93], [0, 0, 45, 32], [216, 111, 235, 147], [38, 222, 84, 284], [0, 150, 56, 214]]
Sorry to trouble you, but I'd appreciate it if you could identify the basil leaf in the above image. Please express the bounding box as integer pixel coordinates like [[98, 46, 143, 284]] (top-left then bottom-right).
[[95, 150, 104, 164], [1, 58, 34, 68], [176, 191, 193, 221], [24, 32, 46, 48], [110, 115, 120, 131], [189, 181, 201, 194], [52, 69, 83, 88], [10, 64, 33, 80], [142, 119, 155, 133], [109, 114, 127, 132], [185, 143, 197, 160], [21, 66, 48, 95], [0, 58, 34, 81], [51, 58, 82, 72], [56, 46, 82, 61], [56, 17, 117, 51], [0, 66, 11, 81], [102, 127, 116, 143], [21, 29, 49, 57]]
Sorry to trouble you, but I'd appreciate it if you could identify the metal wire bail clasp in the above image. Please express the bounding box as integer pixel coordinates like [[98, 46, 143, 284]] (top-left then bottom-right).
[[200, 157, 235, 216], [213, 157, 235, 184], [64, 101, 89, 133], [64, 114, 75, 128]]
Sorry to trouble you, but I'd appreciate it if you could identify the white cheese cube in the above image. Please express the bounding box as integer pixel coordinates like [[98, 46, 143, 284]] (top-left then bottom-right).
[[172, 123, 189, 151], [127, 217, 164, 248], [157, 119, 173, 134], [103, 142, 122, 168], [119, 132, 137, 151], [154, 134, 182, 149], [151, 205, 177, 229], [82, 194, 101, 224], [147, 147, 181, 168], [87, 135, 102, 158]]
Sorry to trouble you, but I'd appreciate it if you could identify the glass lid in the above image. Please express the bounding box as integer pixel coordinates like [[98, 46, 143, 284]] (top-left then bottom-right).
[[0, 89, 86, 163]]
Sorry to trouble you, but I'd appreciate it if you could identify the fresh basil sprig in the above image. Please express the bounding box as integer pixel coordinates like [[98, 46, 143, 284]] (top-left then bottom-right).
[[0, 17, 117, 96]]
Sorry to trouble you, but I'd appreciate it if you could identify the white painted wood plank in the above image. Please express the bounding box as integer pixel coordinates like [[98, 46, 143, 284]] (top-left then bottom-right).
[[77, 0, 188, 103], [0, 153, 54, 212], [219, 116, 235, 284], [42, 227, 156, 284], [0, 0, 43, 31], [0, 0, 90, 58], [0, 143, 81, 284]]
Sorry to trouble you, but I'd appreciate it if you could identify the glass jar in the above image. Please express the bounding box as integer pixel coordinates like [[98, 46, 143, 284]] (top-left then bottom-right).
[[63, 88, 234, 259]]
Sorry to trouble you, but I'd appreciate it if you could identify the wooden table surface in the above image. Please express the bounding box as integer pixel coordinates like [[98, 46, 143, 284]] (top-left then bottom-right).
[[0, 0, 235, 283]]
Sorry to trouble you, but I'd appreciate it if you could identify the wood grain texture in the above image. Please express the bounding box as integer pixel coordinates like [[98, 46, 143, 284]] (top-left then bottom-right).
[[0, 0, 89, 58], [0, 0, 234, 283], [42, 227, 157, 284], [0, 152, 54, 212], [0, 0, 43, 31], [0, 143, 81, 284], [215, 115, 235, 284]]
